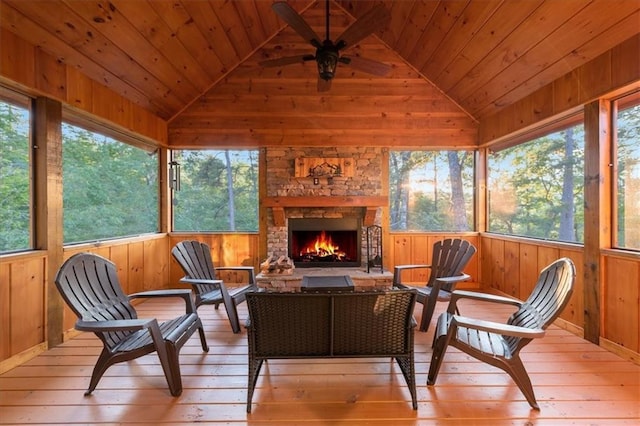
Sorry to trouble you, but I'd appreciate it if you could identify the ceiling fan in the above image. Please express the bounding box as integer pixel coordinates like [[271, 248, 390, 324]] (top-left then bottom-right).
[[260, 0, 392, 92]]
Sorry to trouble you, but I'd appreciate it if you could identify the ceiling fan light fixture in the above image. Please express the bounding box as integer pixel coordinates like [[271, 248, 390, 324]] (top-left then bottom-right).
[[266, 1, 391, 90], [317, 48, 338, 81]]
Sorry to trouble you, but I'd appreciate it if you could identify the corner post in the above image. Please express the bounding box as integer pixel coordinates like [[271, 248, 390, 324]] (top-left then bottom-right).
[[33, 97, 64, 347], [583, 99, 611, 344]]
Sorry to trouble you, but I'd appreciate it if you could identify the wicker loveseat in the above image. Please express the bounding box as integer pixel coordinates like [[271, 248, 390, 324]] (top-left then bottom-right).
[[245, 288, 418, 412]]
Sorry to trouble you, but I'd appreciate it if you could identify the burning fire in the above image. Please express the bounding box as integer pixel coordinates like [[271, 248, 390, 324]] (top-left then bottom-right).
[[300, 231, 346, 261]]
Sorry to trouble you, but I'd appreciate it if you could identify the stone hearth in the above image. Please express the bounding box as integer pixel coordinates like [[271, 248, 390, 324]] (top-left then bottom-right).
[[256, 267, 393, 292]]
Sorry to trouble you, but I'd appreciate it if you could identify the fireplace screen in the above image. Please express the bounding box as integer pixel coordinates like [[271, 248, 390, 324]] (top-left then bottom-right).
[[288, 218, 361, 268]]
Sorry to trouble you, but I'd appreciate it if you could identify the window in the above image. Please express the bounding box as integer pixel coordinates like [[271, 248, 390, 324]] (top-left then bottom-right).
[[0, 92, 31, 253], [62, 123, 158, 243], [172, 150, 258, 232], [487, 121, 584, 242], [389, 151, 475, 231], [614, 92, 640, 250]]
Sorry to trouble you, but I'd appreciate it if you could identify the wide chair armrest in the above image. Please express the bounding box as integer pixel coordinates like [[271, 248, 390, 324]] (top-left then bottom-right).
[[448, 289, 523, 313], [129, 289, 193, 299], [75, 318, 156, 333], [215, 266, 257, 285], [394, 264, 432, 271], [179, 277, 224, 286], [393, 264, 432, 285], [436, 274, 470, 285], [451, 314, 545, 339], [129, 289, 197, 314]]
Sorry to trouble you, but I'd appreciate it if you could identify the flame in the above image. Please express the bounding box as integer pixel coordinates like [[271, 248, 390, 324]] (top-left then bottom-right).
[[300, 231, 346, 260]]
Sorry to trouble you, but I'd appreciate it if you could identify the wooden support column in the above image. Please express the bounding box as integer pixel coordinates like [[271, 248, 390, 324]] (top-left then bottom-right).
[[583, 99, 611, 344], [33, 97, 64, 347], [475, 148, 487, 233], [159, 148, 170, 233], [380, 148, 390, 271], [258, 148, 268, 263]]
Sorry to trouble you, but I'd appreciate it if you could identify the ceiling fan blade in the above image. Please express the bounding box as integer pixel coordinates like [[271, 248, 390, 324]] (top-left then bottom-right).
[[343, 56, 392, 76], [335, 4, 390, 50], [272, 2, 322, 48], [260, 55, 314, 67], [317, 77, 332, 92]]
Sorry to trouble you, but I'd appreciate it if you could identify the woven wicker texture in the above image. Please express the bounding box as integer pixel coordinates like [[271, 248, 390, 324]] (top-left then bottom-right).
[[245, 289, 418, 412]]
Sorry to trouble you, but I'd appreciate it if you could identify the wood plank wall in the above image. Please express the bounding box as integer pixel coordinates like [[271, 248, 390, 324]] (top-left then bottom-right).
[[0, 28, 167, 145], [480, 234, 584, 331], [0, 252, 47, 372], [389, 233, 480, 289], [167, 234, 260, 288], [479, 34, 639, 144]]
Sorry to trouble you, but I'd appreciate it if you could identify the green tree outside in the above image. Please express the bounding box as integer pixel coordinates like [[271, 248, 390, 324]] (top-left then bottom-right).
[[62, 124, 158, 243], [0, 102, 30, 252], [488, 124, 585, 242], [389, 151, 474, 231], [172, 150, 258, 232]]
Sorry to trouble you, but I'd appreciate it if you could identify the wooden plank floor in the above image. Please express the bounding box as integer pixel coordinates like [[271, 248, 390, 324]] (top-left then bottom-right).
[[1, 294, 639, 425]]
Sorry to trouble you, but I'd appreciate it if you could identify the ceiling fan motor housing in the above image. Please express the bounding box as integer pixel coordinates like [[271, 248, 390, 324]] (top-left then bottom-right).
[[263, 1, 391, 89], [316, 42, 340, 80]]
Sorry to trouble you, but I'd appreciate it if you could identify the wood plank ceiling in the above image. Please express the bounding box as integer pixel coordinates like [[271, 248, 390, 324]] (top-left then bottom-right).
[[1, 0, 638, 147]]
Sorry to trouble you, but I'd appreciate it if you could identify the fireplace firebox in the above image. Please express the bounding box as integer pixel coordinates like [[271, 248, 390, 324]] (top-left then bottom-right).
[[288, 218, 361, 268]]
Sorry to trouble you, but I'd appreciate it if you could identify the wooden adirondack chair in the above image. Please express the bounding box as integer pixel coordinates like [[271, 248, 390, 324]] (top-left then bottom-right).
[[172, 240, 257, 334], [427, 257, 576, 409], [54, 252, 209, 396], [393, 238, 477, 332]]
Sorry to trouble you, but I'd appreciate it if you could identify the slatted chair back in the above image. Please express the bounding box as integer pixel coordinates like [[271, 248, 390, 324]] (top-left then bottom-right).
[[172, 240, 257, 333], [394, 238, 477, 332], [55, 252, 138, 350], [172, 240, 220, 295], [427, 238, 476, 292], [504, 258, 575, 354]]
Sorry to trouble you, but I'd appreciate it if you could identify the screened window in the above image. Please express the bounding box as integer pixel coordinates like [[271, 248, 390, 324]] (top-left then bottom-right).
[[389, 151, 474, 231], [487, 121, 584, 242], [614, 92, 640, 250], [0, 93, 31, 253], [62, 123, 159, 243], [172, 150, 258, 232]]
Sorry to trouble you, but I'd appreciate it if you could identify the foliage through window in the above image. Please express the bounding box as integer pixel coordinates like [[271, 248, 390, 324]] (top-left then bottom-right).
[[62, 124, 159, 243], [615, 93, 640, 250], [0, 96, 31, 253], [488, 122, 584, 242], [172, 150, 258, 232], [389, 151, 474, 231]]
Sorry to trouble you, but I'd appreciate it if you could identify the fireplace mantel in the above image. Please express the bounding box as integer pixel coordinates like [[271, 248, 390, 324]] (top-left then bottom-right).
[[263, 196, 388, 226]]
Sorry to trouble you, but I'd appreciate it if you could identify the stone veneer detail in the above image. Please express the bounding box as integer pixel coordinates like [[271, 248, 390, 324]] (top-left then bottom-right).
[[265, 147, 384, 265]]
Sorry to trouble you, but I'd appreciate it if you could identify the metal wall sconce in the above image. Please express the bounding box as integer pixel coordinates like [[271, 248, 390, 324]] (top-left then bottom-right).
[[169, 160, 181, 191]]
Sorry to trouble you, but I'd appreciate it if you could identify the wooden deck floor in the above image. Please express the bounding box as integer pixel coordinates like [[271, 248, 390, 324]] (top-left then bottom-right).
[[1, 293, 639, 425]]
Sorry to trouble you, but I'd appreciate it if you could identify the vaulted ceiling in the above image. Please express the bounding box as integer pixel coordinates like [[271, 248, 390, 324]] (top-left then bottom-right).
[[1, 0, 638, 144]]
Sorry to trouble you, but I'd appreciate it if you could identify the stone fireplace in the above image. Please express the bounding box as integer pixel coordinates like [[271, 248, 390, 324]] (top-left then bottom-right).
[[257, 147, 393, 291], [263, 147, 386, 269]]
